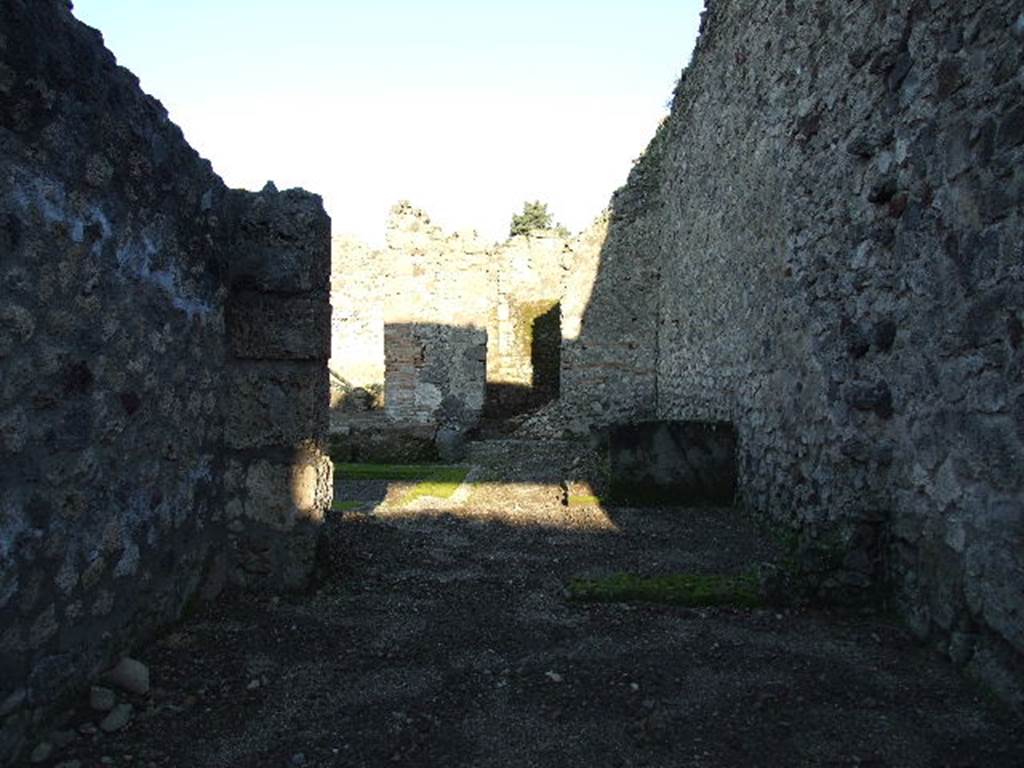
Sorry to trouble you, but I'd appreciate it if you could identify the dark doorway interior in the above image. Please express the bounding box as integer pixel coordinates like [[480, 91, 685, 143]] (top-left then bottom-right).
[[483, 301, 562, 420], [530, 301, 561, 403]]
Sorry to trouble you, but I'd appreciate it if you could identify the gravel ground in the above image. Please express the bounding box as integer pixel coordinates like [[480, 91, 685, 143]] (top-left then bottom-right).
[[37, 440, 1024, 768]]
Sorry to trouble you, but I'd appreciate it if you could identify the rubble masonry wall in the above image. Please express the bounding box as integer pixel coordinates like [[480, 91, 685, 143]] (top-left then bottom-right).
[[580, 0, 1023, 705], [0, 2, 332, 759]]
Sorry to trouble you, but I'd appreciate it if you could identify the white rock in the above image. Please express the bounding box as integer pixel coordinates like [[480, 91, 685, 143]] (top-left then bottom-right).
[[105, 657, 150, 695]]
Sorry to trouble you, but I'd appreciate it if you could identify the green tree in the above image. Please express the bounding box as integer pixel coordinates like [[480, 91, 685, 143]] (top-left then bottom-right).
[[509, 200, 557, 237]]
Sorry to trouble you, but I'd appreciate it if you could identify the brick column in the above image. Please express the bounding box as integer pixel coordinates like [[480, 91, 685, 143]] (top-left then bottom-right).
[[224, 185, 333, 590]]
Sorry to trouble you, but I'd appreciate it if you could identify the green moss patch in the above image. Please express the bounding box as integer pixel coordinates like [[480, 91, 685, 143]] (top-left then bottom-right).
[[330, 500, 364, 513], [567, 572, 763, 608]]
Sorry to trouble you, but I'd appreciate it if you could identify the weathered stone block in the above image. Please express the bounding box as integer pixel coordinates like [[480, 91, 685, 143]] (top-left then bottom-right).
[[607, 421, 738, 507], [228, 447, 332, 591], [227, 291, 330, 361], [240, 450, 332, 530], [230, 187, 331, 294], [226, 362, 328, 449], [383, 323, 486, 429]]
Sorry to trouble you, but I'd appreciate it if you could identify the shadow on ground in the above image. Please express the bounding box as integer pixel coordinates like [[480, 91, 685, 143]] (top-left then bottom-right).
[[45, 439, 1024, 768]]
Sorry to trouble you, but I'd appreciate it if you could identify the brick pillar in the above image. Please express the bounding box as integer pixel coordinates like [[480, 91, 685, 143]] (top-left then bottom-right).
[[224, 184, 333, 590]]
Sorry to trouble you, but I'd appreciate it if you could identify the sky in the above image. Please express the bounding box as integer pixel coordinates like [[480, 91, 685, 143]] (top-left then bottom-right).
[[72, 1, 703, 244]]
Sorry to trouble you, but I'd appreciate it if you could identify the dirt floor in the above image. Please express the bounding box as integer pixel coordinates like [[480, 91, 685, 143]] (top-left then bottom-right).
[[37, 440, 1024, 767]]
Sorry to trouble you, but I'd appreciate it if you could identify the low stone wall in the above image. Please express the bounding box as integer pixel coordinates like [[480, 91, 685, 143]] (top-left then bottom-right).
[[0, 3, 331, 760], [607, 421, 737, 507]]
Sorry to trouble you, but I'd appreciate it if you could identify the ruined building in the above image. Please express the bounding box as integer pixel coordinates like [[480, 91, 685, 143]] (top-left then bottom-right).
[[328, 202, 579, 459], [2, 0, 1023, 762]]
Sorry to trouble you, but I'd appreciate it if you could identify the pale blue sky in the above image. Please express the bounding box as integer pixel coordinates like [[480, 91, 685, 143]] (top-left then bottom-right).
[[72, 1, 703, 242]]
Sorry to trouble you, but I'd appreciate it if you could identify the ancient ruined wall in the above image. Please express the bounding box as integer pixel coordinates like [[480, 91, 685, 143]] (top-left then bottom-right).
[[489, 233, 565, 413], [561, 159, 662, 428], [330, 203, 574, 427], [617, 0, 1023, 705], [329, 235, 384, 395], [384, 323, 486, 428], [223, 187, 333, 591], [0, 2, 331, 759], [330, 205, 495, 418], [0, 3, 229, 752]]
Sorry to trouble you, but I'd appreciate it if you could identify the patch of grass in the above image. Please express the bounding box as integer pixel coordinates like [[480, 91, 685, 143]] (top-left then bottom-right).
[[567, 572, 763, 608], [330, 500, 364, 513], [567, 494, 603, 507]]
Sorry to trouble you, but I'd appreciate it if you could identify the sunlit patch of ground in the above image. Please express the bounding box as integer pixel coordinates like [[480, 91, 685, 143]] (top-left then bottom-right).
[[334, 460, 621, 531], [332, 461, 472, 511]]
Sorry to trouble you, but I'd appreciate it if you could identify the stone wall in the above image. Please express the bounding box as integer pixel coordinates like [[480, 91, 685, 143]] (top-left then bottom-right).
[[574, 0, 1023, 707], [329, 235, 385, 396], [327, 197, 666, 442], [561, 187, 661, 428], [0, 2, 331, 760], [490, 232, 565, 413], [384, 323, 486, 456], [224, 187, 333, 590], [330, 203, 581, 438]]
